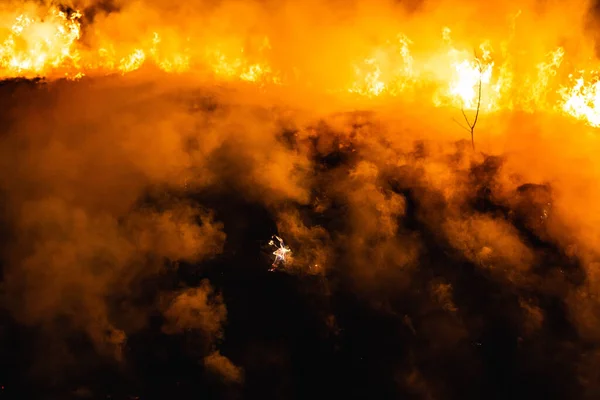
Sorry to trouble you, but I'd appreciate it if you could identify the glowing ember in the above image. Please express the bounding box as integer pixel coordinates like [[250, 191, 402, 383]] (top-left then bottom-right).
[[269, 235, 291, 271]]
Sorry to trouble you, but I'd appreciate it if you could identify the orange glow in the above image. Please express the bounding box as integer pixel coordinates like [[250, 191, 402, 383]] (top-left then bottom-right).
[[0, 6, 81, 78], [560, 72, 600, 127], [5, 2, 600, 385], [1, 3, 600, 127]]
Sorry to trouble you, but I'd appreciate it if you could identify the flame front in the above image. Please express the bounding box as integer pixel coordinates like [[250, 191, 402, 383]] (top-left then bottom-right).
[[0, 7, 81, 78], [560, 73, 600, 127], [2, 4, 600, 127]]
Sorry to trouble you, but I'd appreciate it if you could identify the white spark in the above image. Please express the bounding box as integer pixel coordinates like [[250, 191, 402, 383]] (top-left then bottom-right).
[[269, 235, 291, 271]]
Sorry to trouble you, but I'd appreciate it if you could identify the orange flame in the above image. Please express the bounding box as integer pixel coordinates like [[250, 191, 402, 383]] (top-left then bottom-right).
[[2, 5, 600, 128], [0, 7, 81, 78]]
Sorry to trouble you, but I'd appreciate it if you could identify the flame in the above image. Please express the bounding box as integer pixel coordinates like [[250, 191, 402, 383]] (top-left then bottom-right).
[[442, 42, 496, 110], [206, 47, 278, 84], [269, 235, 291, 271], [348, 34, 414, 98], [2, 5, 600, 128], [0, 7, 81, 78], [447, 58, 492, 110], [560, 72, 600, 127]]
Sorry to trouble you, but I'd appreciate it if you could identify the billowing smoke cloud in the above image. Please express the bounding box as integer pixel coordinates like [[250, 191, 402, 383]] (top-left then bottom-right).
[[204, 350, 244, 383]]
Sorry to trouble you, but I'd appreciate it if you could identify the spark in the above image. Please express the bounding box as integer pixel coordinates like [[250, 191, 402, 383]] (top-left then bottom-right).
[[268, 235, 291, 271]]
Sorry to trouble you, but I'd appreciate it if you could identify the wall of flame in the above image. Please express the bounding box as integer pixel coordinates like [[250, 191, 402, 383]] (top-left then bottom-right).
[[1, 2, 600, 127]]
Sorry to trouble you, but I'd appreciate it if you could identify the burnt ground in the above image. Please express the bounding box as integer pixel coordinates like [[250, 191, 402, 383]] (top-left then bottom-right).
[[0, 77, 592, 400]]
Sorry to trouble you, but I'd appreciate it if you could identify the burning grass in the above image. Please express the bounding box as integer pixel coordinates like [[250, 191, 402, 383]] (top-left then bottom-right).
[[2, 0, 600, 398]]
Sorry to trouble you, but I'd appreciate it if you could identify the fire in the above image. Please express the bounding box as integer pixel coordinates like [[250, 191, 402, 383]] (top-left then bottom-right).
[[444, 44, 495, 111], [560, 73, 600, 127], [2, 5, 600, 128], [0, 6, 81, 78], [447, 59, 492, 109], [348, 34, 414, 98], [346, 29, 502, 111], [119, 49, 145, 74], [206, 47, 278, 84], [269, 236, 291, 271]]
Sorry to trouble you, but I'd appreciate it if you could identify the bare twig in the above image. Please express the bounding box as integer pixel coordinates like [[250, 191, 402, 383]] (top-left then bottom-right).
[[454, 49, 483, 151], [452, 117, 472, 133]]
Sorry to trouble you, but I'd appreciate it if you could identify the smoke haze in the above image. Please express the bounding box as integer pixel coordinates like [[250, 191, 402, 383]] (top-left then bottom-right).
[[1, 0, 600, 399]]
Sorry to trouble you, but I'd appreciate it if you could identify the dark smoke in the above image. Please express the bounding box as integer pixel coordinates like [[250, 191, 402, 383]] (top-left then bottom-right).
[[0, 72, 596, 400], [2, 0, 600, 396], [586, 0, 600, 57]]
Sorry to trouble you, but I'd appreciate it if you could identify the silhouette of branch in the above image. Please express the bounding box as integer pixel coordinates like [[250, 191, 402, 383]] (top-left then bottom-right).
[[454, 49, 483, 151]]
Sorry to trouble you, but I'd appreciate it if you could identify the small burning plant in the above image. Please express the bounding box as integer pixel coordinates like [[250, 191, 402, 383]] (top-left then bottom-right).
[[268, 235, 292, 271]]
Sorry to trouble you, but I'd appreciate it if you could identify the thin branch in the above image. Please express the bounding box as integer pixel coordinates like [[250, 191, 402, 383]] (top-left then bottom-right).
[[452, 117, 472, 133], [471, 70, 482, 150], [461, 108, 471, 127], [455, 48, 483, 151]]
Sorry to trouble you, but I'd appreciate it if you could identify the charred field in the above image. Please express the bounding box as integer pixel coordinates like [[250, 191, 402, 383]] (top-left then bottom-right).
[[0, 75, 596, 400]]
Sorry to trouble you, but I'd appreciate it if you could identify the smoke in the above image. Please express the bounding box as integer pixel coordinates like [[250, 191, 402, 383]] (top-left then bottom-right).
[[162, 280, 227, 338], [2, 0, 600, 398], [204, 350, 244, 383]]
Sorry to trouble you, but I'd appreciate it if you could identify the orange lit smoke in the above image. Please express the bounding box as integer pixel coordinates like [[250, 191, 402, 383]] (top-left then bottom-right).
[[1, 2, 600, 126]]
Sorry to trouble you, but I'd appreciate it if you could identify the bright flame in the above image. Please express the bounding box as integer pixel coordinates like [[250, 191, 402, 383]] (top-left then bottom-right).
[[2, 6, 600, 128], [560, 73, 600, 127], [445, 48, 494, 110], [0, 7, 81, 78], [348, 34, 414, 98], [269, 235, 291, 271]]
